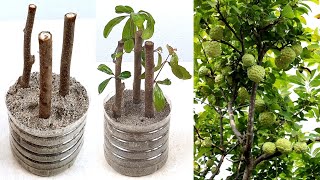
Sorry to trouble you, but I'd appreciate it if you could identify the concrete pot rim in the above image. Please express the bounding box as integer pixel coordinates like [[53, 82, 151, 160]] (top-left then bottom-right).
[[103, 90, 171, 133], [5, 76, 90, 138]]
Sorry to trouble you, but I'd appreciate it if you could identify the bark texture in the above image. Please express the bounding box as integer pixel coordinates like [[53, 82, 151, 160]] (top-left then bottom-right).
[[19, 4, 36, 88], [144, 41, 155, 118], [112, 41, 125, 118], [133, 30, 143, 104], [59, 13, 77, 96], [38, 32, 53, 119]]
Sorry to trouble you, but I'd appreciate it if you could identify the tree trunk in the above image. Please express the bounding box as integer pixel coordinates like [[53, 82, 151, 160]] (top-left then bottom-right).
[[112, 40, 125, 118], [144, 41, 154, 118], [133, 30, 143, 104], [19, 4, 36, 88], [59, 12, 77, 96], [38, 32, 53, 119]]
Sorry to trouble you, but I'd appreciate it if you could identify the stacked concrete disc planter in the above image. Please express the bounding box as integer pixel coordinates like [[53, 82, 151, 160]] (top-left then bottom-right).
[[103, 90, 171, 177], [5, 5, 88, 177]]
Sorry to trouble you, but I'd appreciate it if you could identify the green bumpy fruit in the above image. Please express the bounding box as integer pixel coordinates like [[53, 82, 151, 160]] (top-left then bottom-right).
[[195, 140, 201, 146], [238, 87, 249, 103], [255, 99, 265, 112], [294, 142, 308, 153], [201, 137, 212, 148], [262, 142, 276, 155], [203, 41, 221, 58], [247, 65, 265, 83], [221, 66, 232, 75], [259, 112, 276, 127], [291, 44, 303, 56], [215, 74, 224, 84], [242, 54, 255, 67], [275, 56, 290, 70], [206, 159, 214, 167], [210, 166, 217, 173], [275, 138, 292, 154], [198, 66, 210, 77], [281, 47, 296, 63], [209, 26, 224, 40]]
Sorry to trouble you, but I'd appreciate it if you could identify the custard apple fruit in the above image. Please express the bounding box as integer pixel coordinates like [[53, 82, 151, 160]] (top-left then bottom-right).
[[275, 138, 292, 154], [215, 74, 224, 84], [262, 142, 276, 155], [242, 54, 255, 67], [203, 41, 221, 58], [199, 66, 210, 77], [209, 26, 224, 41], [201, 137, 212, 147], [238, 87, 249, 103], [293, 142, 308, 153], [255, 99, 265, 112], [206, 159, 214, 167], [221, 66, 232, 75], [280, 47, 296, 63], [259, 112, 276, 127], [275, 56, 290, 69], [291, 44, 303, 56], [210, 166, 217, 173], [247, 65, 265, 83]]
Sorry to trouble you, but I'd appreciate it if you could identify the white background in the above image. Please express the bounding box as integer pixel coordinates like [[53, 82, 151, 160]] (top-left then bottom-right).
[[0, 0, 194, 180]]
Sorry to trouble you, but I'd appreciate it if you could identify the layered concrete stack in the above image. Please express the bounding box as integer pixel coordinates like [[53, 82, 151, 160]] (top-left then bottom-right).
[[104, 110, 170, 177], [8, 112, 86, 177]]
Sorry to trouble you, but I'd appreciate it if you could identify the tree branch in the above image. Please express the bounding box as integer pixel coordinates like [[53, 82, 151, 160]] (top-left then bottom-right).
[[209, 154, 226, 180], [144, 41, 155, 118], [133, 30, 143, 103], [253, 152, 282, 167], [218, 40, 241, 54], [113, 41, 125, 118], [228, 84, 243, 144]]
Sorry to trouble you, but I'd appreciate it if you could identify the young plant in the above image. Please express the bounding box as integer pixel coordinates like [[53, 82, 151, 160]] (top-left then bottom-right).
[[194, 0, 320, 179], [99, 5, 191, 118], [19, 4, 36, 88]]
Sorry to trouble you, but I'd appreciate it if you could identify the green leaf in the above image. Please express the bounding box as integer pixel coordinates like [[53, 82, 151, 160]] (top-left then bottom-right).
[[124, 38, 134, 53], [122, 18, 135, 39], [103, 16, 128, 38], [154, 52, 163, 72], [169, 62, 192, 80], [111, 52, 124, 60], [140, 11, 155, 39], [131, 13, 145, 30], [315, 128, 320, 133], [98, 78, 112, 94], [140, 72, 145, 79], [119, 71, 131, 80], [115, 5, 134, 14], [282, 4, 295, 19], [157, 78, 171, 85], [97, 64, 113, 75], [153, 83, 166, 112]]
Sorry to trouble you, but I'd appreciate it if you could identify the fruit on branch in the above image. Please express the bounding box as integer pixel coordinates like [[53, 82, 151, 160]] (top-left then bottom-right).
[[275, 56, 290, 69], [247, 65, 265, 83], [221, 66, 232, 75], [242, 54, 255, 67], [201, 137, 213, 148], [199, 66, 210, 77], [203, 41, 221, 58], [291, 44, 303, 57], [195, 139, 201, 147], [258, 112, 276, 127], [293, 142, 308, 153], [209, 26, 224, 41], [255, 98, 266, 112], [210, 166, 217, 173], [262, 142, 276, 155], [281, 47, 296, 63], [206, 159, 214, 167], [215, 74, 224, 84], [275, 138, 292, 154], [238, 87, 249, 103]]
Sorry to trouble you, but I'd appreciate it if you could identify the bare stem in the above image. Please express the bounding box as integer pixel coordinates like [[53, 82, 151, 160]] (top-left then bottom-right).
[[144, 41, 155, 118], [19, 4, 36, 88], [38, 32, 53, 119], [133, 30, 143, 104], [112, 41, 125, 118], [59, 12, 77, 96]]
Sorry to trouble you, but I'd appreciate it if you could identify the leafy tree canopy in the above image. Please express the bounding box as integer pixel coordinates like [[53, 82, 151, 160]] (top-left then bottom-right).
[[194, 0, 320, 179]]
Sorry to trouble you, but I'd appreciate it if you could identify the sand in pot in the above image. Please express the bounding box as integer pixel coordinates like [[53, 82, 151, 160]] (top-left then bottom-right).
[[5, 72, 89, 176], [104, 90, 171, 177]]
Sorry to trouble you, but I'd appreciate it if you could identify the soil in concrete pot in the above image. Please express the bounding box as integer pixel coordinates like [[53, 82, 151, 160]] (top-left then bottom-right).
[[6, 72, 89, 131], [104, 90, 170, 125]]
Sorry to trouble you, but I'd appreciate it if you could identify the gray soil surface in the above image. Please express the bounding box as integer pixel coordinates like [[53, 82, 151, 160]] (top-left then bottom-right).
[[104, 90, 170, 126], [6, 72, 89, 131]]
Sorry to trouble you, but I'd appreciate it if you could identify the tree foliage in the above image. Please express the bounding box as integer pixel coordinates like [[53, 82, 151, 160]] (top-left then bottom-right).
[[194, 0, 320, 179]]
